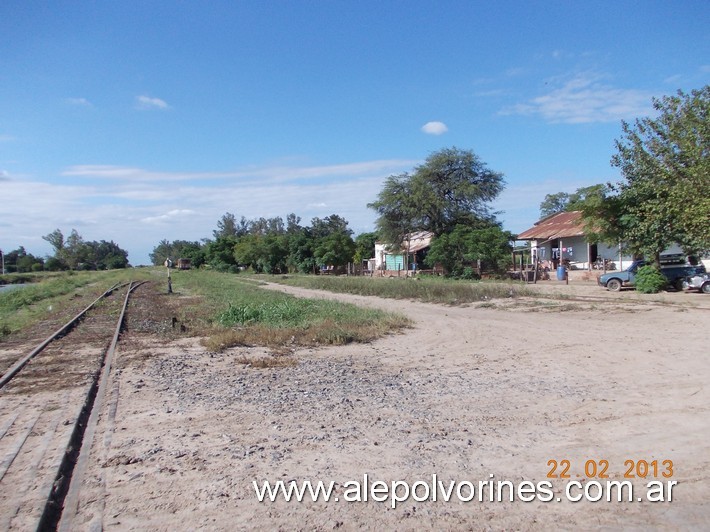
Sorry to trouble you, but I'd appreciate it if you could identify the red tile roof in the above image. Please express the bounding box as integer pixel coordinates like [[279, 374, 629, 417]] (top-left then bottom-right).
[[517, 211, 587, 240]]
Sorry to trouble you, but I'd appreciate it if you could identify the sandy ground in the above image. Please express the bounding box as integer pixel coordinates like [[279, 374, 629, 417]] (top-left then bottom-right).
[[71, 282, 710, 530]]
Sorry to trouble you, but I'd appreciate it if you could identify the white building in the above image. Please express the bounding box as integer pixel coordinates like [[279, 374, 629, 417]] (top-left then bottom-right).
[[517, 211, 685, 271], [374, 231, 434, 272]]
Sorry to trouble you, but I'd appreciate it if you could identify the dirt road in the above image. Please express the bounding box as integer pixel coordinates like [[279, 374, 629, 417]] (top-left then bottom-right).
[[71, 283, 709, 530]]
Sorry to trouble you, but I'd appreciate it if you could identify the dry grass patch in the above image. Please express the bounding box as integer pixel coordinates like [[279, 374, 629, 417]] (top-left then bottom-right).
[[202, 314, 409, 354], [268, 274, 539, 305]]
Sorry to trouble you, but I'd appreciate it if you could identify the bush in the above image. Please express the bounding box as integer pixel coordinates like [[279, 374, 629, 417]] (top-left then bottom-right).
[[459, 267, 481, 280], [634, 265, 668, 293]]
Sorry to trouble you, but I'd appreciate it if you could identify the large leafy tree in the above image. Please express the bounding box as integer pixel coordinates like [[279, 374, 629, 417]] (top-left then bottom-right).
[[426, 223, 513, 276], [368, 174, 418, 247], [353, 232, 379, 264], [233, 234, 289, 274], [314, 231, 356, 268], [610, 86, 709, 262], [287, 230, 318, 273], [539, 184, 609, 218], [369, 147, 504, 246]]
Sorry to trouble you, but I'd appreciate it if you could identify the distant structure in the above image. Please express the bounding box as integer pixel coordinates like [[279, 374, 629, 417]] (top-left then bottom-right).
[[374, 231, 435, 275], [177, 258, 192, 270]]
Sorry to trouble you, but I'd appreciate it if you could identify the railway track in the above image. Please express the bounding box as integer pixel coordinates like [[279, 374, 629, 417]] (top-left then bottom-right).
[[0, 280, 144, 531]]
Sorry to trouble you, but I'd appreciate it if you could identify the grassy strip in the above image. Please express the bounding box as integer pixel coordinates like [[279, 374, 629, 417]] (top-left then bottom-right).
[[168, 269, 410, 352], [0, 269, 151, 340], [265, 274, 539, 305]]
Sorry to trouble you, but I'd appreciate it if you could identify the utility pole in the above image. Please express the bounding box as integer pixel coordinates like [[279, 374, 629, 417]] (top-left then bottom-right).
[[1, 248, 4, 275]]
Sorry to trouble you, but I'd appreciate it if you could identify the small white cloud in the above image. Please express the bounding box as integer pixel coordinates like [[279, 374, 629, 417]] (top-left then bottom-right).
[[421, 121, 448, 135], [66, 97, 93, 107], [135, 95, 170, 110], [141, 209, 194, 224], [0, 170, 10, 181], [0, 134, 16, 142], [307, 202, 327, 208]]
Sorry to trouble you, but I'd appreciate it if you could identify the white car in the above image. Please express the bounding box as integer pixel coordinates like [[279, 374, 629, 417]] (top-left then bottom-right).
[[684, 273, 710, 294]]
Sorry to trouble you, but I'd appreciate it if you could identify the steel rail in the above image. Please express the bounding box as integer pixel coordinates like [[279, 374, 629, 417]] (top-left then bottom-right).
[[0, 282, 127, 389], [37, 281, 145, 532]]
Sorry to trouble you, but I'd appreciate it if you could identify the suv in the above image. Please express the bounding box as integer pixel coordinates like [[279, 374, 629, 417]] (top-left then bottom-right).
[[598, 258, 706, 292]]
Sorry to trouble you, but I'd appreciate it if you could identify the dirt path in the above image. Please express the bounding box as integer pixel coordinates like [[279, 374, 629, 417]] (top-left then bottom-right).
[[72, 282, 709, 530]]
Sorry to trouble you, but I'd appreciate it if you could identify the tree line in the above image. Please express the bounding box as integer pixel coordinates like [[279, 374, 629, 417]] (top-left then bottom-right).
[[150, 213, 378, 274], [41, 229, 129, 271], [150, 147, 516, 277], [2, 229, 130, 273]]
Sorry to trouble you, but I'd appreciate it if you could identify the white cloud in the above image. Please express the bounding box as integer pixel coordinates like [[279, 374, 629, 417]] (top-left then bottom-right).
[[663, 74, 683, 85], [501, 74, 654, 123], [66, 97, 93, 107], [1, 158, 420, 264], [62, 159, 418, 184], [141, 209, 196, 224], [421, 121, 448, 135], [135, 95, 170, 110], [0, 134, 16, 142]]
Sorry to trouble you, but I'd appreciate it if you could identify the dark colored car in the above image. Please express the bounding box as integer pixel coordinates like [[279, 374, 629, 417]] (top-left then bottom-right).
[[598, 259, 707, 292]]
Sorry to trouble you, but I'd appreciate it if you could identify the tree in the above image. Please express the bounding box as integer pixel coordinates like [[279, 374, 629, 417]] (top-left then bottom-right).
[[610, 86, 710, 263], [233, 234, 288, 274], [286, 213, 302, 234], [314, 232, 356, 268], [426, 223, 513, 277], [250, 216, 285, 236], [368, 174, 418, 248], [2, 246, 45, 273], [539, 192, 571, 218], [213, 213, 251, 239], [539, 185, 609, 218], [310, 214, 352, 238], [287, 230, 317, 273], [353, 232, 379, 264], [369, 147, 505, 245], [63, 229, 85, 269], [213, 212, 237, 239], [150, 239, 175, 265], [42, 229, 65, 255], [81, 240, 129, 270], [205, 236, 239, 271]]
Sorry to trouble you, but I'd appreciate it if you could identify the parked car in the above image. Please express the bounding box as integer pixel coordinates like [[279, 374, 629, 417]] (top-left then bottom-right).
[[598, 259, 706, 292], [683, 273, 710, 294]]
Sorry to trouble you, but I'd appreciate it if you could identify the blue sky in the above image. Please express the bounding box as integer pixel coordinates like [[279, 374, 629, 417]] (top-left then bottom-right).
[[1, 1, 708, 265]]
